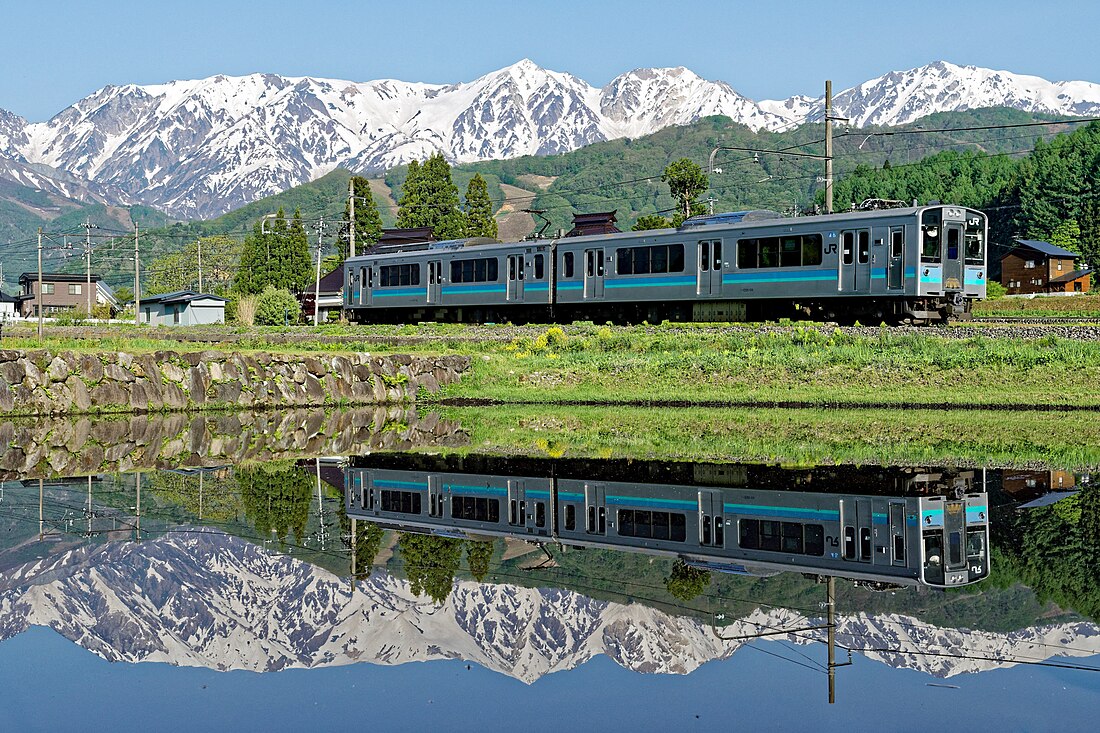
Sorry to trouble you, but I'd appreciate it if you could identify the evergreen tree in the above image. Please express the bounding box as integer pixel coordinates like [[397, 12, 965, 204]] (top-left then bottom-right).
[[463, 173, 497, 238], [632, 213, 672, 231], [285, 208, 313, 291], [1049, 219, 1083, 254], [465, 540, 495, 582], [238, 462, 312, 547], [342, 176, 384, 259], [398, 533, 463, 604], [236, 221, 269, 295], [397, 153, 465, 239]]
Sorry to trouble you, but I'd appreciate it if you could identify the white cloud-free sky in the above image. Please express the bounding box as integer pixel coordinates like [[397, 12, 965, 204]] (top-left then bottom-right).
[[2, 0, 1093, 121]]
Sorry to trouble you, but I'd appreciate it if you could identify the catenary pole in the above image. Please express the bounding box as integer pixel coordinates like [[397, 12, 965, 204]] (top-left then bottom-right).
[[37, 228, 43, 339], [134, 224, 141, 326], [824, 80, 834, 215], [348, 177, 356, 259]]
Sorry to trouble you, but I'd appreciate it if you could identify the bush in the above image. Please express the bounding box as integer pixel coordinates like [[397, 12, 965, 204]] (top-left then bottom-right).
[[985, 280, 1007, 300], [229, 292, 258, 326], [254, 286, 301, 326]]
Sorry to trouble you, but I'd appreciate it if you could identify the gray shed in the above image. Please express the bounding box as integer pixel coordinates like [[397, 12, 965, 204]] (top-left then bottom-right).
[[140, 291, 227, 326]]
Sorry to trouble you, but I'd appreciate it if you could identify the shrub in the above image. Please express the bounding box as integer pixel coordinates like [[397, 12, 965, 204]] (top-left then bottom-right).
[[233, 294, 259, 326], [985, 280, 1007, 300], [254, 286, 301, 326]]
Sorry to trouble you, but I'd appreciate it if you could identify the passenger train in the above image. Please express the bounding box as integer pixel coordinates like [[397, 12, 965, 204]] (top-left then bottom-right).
[[344, 455, 991, 588], [344, 204, 988, 324]]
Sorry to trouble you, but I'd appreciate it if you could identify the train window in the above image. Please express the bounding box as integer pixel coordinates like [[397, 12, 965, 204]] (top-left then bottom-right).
[[948, 531, 963, 568], [451, 258, 498, 283], [586, 251, 595, 277], [617, 509, 686, 541], [739, 519, 759, 549], [534, 254, 545, 279], [702, 514, 712, 544], [921, 226, 941, 262], [713, 242, 722, 270], [965, 216, 984, 264], [860, 527, 872, 560], [923, 533, 945, 585], [780, 237, 801, 267], [616, 244, 685, 275], [714, 516, 724, 546], [843, 526, 856, 559], [894, 535, 906, 563], [858, 231, 870, 264], [760, 239, 779, 268], [700, 242, 710, 271], [564, 252, 575, 278], [760, 521, 782, 551], [802, 235, 823, 266], [739, 235, 822, 268], [966, 530, 986, 559], [782, 522, 804, 554], [380, 490, 422, 514], [804, 525, 824, 556], [509, 256, 517, 281], [564, 505, 576, 531], [452, 496, 500, 523], [738, 240, 758, 269], [535, 502, 546, 528], [518, 500, 526, 525], [379, 263, 421, 287], [947, 228, 960, 260], [890, 228, 904, 259], [842, 232, 854, 266], [598, 507, 606, 534], [509, 500, 517, 524], [587, 506, 595, 532]]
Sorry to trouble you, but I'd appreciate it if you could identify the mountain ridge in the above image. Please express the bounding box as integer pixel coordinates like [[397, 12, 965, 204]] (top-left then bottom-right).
[[2, 59, 1099, 219]]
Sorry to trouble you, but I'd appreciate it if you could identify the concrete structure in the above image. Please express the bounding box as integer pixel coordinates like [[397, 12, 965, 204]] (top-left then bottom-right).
[[1000, 240, 1092, 295], [139, 291, 227, 326], [15, 272, 120, 317]]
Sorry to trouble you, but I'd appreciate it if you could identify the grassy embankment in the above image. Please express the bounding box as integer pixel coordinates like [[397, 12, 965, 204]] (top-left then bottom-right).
[[4, 320, 1100, 409], [973, 292, 1100, 318]]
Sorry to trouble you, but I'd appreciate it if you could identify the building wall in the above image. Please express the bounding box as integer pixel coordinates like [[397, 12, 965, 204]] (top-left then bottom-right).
[[18, 279, 98, 317], [1001, 252, 1048, 294], [141, 301, 224, 326], [187, 301, 225, 325]]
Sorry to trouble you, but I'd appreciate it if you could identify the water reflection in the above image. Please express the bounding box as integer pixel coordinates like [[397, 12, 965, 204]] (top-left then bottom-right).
[[0, 451, 1098, 707]]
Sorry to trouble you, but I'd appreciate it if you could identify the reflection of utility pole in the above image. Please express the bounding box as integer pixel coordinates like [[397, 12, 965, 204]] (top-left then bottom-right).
[[38, 478, 43, 540], [313, 219, 325, 326], [315, 458, 327, 550], [199, 471, 204, 520], [135, 472, 142, 539], [351, 517, 357, 578]]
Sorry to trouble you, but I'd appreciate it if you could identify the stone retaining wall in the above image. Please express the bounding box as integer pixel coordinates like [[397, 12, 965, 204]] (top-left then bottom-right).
[[0, 349, 470, 416], [0, 407, 467, 480]]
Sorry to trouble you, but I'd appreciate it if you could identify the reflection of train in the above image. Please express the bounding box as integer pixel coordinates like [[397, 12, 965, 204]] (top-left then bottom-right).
[[343, 204, 987, 324], [344, 455, 990, 588]]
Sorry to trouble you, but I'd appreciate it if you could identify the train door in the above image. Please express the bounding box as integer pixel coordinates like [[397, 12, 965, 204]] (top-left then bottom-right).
[[839, 229, 871, 292], [507, 479, 531, 530], [888, 500, 907, 566], [584, 248, 605, 299], [698, 489, 725, 547], [839, 497, 873, 562], [697, 240, 723, 296], [359, 266, 372, 306], [428, 475, 445, 517], [943, 222, 964, 291], [584, 482, 607, 535], [426, 261, 442, 304], [888, 227, 905, 291], [507, 254, 525, 301]]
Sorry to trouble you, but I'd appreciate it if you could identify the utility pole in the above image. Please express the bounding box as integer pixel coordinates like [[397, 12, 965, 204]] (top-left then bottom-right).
[[134, 224, 141, 326], [82, 219, 95, 315], [827, 576, 836, 703], [314, 217, 325, 326], [36, 228, 44, 339], [197, 238, 203, 293], [824, 80, 834, 215], [348, 177, 356, 259]]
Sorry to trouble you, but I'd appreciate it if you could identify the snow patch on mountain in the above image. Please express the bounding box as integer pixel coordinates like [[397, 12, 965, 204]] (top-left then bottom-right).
[[1, 529, 1098, 683]]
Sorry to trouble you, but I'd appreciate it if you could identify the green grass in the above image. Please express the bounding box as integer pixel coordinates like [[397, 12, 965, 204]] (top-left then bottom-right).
[[434, 404, 1100, 470], [974, 292, 1100, 318]]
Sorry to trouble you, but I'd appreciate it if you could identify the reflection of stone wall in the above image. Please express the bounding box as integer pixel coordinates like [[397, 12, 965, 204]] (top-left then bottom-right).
[[0, 349, 470, 416], [0, 408, 467, 480]]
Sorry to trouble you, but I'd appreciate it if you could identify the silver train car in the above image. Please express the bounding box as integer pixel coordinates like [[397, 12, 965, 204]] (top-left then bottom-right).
[[344, 204, 988, 324], [344, 458, 990, 588]]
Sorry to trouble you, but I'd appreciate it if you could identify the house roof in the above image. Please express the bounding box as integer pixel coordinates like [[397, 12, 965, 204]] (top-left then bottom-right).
[[304, 266, 345, 295], [1007, 239, 1081, 259], [141, 290, 228, 305], [0, 290, 16, 304], [1048, 269, 1094, 285], [18, 272, 102, 284]]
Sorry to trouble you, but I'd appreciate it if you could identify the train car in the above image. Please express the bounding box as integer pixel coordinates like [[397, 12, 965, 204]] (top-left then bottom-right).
[[344, 456, 990, 588], [343, 204, 988, 324]]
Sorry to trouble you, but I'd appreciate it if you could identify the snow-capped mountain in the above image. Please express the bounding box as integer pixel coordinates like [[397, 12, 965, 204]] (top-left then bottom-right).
[[1, 529, 1097, 682], [763, 61, 1100, 128], [3, 59, 1100, 219]]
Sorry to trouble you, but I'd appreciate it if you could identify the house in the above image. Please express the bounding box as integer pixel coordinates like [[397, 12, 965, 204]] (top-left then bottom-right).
[[566, 211, 620, 237], [15, 272, 120, 317], [139, 290, 227, 326], [0, 290, 16, 320], [1000, 240, 1092, 295], [299, 267, 345, 323]]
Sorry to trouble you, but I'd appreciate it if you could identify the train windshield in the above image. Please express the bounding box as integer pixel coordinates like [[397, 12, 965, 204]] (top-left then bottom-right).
[[921, 210, 942, 263], [965, 213, 986, 265]]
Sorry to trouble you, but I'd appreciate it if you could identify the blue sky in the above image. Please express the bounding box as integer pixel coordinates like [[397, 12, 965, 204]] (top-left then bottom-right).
[[3, 0, 1097, 121]]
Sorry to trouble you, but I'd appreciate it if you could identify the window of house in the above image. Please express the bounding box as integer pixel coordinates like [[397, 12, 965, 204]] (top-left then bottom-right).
[[69, 283, 82, 295], [1024, 260, 1035, 269], [42, 283, 55, 295]]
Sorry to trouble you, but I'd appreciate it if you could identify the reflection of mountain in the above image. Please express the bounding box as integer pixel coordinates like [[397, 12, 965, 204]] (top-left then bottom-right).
[[0, 531, 1096, 682]]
